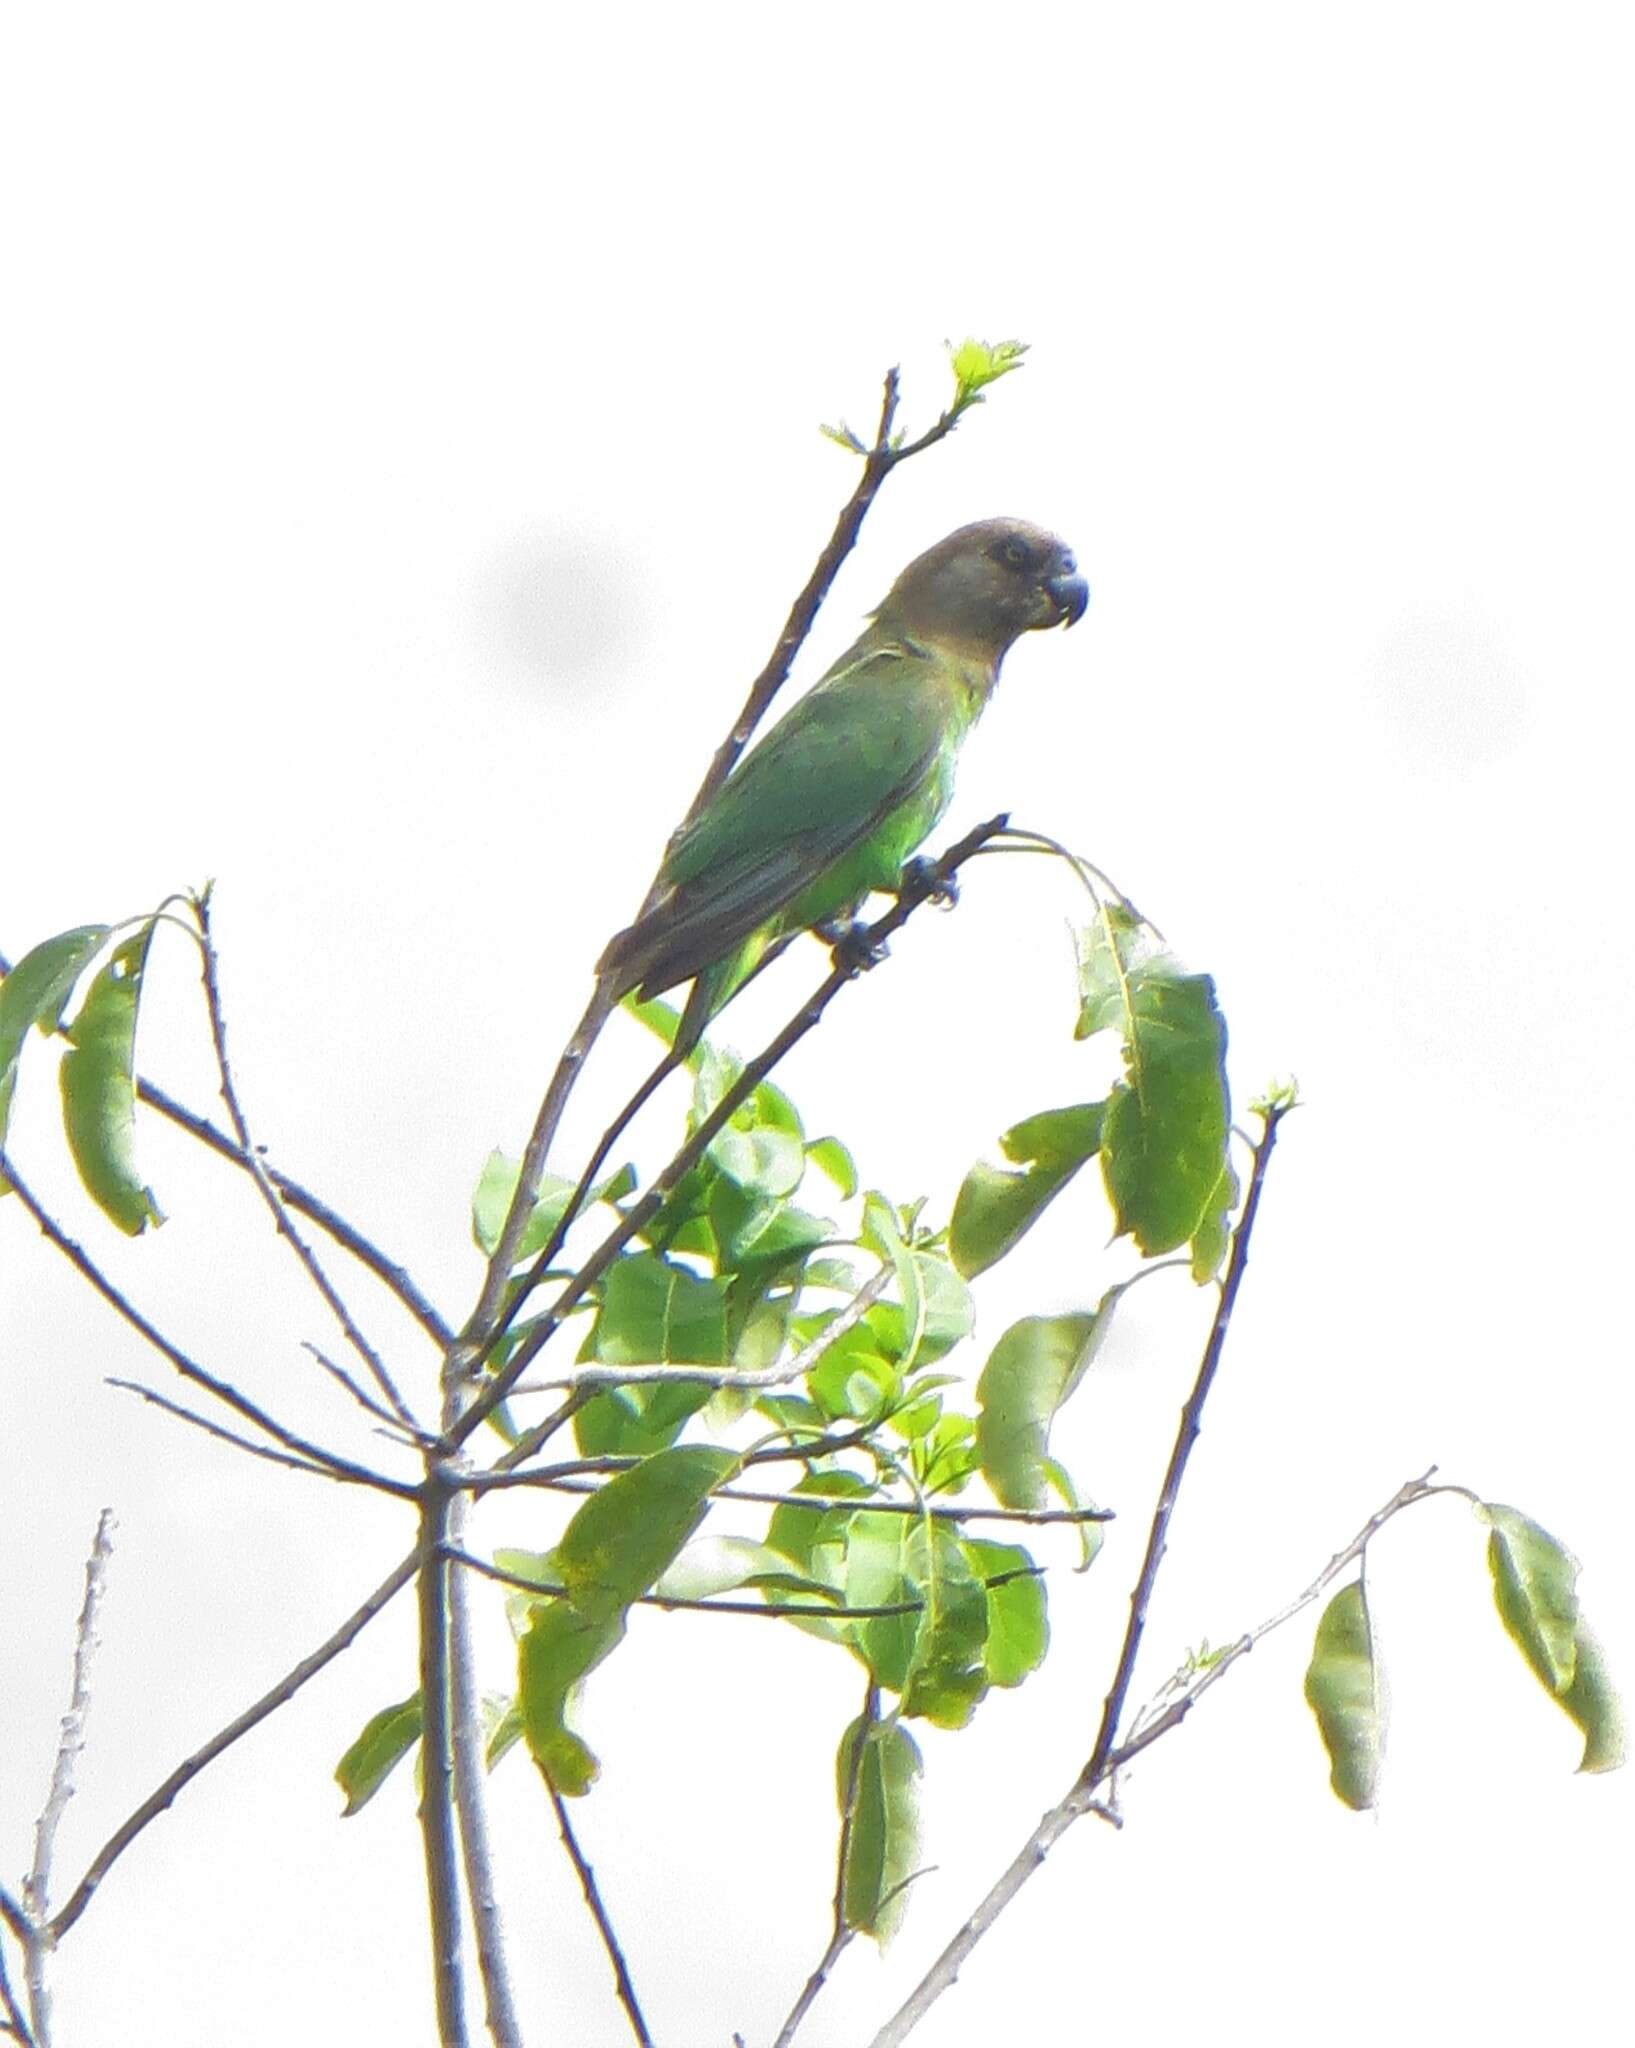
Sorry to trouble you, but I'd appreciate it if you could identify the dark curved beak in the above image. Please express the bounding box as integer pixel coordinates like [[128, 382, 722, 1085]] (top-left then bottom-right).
[[1046, 569, 1090, 627]]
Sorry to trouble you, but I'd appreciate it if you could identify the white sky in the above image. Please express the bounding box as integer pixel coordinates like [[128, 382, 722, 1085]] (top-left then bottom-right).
[[3, 6, 1632, 2045]]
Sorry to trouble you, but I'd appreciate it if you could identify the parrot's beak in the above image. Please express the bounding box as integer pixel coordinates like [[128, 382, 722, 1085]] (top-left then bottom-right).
[[1045, 569, 1090, 627]]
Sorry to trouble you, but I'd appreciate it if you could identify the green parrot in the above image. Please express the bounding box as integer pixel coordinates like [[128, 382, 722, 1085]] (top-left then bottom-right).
[[599, 517, 1088, 1051]]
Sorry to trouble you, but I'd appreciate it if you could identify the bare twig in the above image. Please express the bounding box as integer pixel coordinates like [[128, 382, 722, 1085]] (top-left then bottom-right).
[[301, 1341, 433, 1446], [20, 1513, 115, 2044], [472, 1471, 1113, 1526], [50, 1556, 416, 1942], [449, 1547, 1040, 1621], [136, 1074, 456, 1346], [190, 890, 420, 1430], [547, 1784, 653, 2048], [771, 1681, 877, 2048], [0, 1156, 412, 1496], [416, 1482, 468, 2048], [0, 1930, 32, 2048], [865, 1100, 1291, 2048], [451, 816, 1013, 1453], [105, 1377, 411, 1491]]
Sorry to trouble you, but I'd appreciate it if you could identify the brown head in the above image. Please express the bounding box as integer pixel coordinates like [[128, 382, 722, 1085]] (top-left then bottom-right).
[[873, 518, 1088, 668]]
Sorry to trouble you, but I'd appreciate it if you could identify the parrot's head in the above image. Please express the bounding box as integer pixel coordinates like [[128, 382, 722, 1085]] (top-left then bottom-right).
[[876, 518, 1089, 668]]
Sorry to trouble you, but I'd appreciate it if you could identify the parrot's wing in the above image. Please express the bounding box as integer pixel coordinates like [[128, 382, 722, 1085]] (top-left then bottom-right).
[[602, 640, 952, 996]]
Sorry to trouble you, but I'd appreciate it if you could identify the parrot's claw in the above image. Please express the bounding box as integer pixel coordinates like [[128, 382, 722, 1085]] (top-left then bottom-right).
[[828, 919, 890, 978], [899, 856, 958, 909]]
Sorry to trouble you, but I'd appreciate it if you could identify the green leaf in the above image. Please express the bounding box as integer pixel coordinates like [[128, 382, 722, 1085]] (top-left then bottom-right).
[[1481, 1503, 1624, 1769], [471, 1150, 635, 1261], [966, 1539, 1049, 1687], [1559, 1629, 1626, 1774], [654, 1534, 831, 1604], [838, 1717, 922, 1945], [1, 924, 113, 1162], [1303, 1581, 1382, 1811], [975, 1301, 1120, 1510], [845, 1514, 990, 1728], [1077, 906, 1231, 1261], [950, 1102, 1106, 1278], [807, 1135, 858, 1199], [709, 1080, 806, 1200], [709, 1177, 831, 1270], [335, 1694, 423, 1815], [517, 1600, 626, 1796], [554, 1444, 739, 1623], [573, 1379, 714, 1457], [586, 1251, 730, 1367], [948, 336, 1028, 410], [58, 922, 162, 1234], [1483, 1505, 1580, 1695], [765, 1470, 876, 1580]]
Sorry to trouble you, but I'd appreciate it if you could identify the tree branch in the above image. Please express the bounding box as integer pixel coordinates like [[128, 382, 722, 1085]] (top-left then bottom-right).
[[415, 1482, 468, 2048], [190, 890, 420, 1431], [0, 1156, 411, 1497], [547, 1784, 653, 2048], [771, 1681, 876, 2048], [51, 1556, 416, 1941]]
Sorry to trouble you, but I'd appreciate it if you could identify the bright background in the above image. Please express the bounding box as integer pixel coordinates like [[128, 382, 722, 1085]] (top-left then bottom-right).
[[3, 6, 1631, 2045]]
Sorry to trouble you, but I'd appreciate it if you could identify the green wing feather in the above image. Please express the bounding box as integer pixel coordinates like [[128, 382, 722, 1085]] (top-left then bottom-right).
[[602, 635, 972, 1003]]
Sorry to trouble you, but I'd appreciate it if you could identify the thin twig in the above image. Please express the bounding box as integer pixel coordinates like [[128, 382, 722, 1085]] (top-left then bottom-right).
[[449, 1547, 1040, 1620], [471, 1471, 1113, 1525], [865, 1101, 1290, 2048], [104, 1377, 411, 1491], [21, 1513, 115, 2045], [50, 1554, 416, 1941], [0, 1156, 412, 1496], [547, 1784, 653, 2048], [0, 1932, 32, 2048], [190, 890, 420, 1430], [135, 1074, 457, 1346], [771, 1681, 877, 2048], [451, 816, 1013, 1452], [416, 1483, 468, 2048], [301, 1341, 434, 1445]]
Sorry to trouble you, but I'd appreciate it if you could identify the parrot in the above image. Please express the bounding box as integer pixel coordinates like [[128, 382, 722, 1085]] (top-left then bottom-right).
[[598, 517, 1088, 1053]]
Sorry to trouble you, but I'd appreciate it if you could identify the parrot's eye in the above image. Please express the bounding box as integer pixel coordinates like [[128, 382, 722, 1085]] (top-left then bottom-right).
[[1059, 552, 1077, 575], [996, 537, 1033, 570]]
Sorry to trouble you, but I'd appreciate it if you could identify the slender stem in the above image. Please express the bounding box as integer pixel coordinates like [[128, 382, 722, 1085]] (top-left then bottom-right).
[[474, 1472, 1112, 1525], [1, 1157, 409, 1495], [1081, 1101, 1287, 1785], [0, 1930, 32, 2048], [865, 1103, 1290, 2048], [51, 1556, 416, 1941], [547, 1786, 652, 2048], [191, 890, 420, 1429]]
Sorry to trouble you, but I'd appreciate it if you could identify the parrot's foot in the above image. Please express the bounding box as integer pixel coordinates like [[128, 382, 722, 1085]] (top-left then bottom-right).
[[828, 918, 889, 978], [899, 856, 958, 909]]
